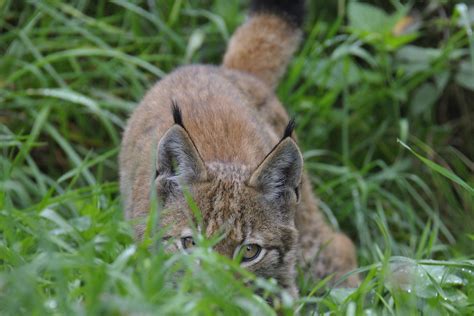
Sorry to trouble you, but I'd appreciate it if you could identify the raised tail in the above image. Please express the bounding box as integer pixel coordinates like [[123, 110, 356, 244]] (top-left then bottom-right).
[[222, 0, 304, 89]]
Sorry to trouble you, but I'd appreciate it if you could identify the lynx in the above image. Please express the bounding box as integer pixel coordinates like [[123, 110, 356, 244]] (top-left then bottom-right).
[[119, 0, 358, 296]]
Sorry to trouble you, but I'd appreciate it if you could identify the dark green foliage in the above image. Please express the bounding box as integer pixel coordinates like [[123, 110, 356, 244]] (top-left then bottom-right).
[[0, 0, 473, 314]]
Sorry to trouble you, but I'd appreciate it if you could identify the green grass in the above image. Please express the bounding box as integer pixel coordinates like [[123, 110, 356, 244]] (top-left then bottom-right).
[[1, 0, 473, 315]]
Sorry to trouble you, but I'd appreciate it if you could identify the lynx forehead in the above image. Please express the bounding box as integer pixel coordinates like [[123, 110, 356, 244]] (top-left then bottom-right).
[[119, 0, 359, 295]]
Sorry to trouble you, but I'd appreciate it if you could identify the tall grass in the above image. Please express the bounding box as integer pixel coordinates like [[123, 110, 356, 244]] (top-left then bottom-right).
[[1, 1, 473, 314]]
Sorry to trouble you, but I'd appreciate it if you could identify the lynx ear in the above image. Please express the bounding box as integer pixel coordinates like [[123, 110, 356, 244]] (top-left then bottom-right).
[[156, 124, 207, 197], [249, 137, 303, 202]]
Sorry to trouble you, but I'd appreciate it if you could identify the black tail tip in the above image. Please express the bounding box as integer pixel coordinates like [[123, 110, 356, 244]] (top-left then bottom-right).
[[283, 118, 296, 139], [171, 99, 184, 127], [250, 0, 305, 27]]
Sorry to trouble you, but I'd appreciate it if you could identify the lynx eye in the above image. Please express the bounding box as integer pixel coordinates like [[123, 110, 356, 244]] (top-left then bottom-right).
[[181, 236, 195, 249], [240, 244, 262, 262]]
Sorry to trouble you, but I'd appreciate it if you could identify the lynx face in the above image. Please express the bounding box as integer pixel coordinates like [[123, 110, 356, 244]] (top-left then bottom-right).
[[155, 107, 303, 294]]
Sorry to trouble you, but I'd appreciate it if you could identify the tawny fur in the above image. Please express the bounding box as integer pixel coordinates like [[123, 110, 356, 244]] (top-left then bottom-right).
[[120, 12, 359, 294], [223, 14, 302, 89]]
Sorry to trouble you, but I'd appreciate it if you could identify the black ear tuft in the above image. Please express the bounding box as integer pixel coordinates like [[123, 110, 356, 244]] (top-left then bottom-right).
[[283, 118, 295, 139], [171, 100, 184, 127]]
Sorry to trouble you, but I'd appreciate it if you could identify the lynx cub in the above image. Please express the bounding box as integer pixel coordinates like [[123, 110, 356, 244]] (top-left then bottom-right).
[[120, 0, 358, 295]]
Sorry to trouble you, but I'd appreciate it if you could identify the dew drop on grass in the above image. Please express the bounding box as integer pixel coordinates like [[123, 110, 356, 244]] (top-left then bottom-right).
[[386, 256, 468, 301], [44, 299, 57, 310], [68, 279, 81, 291]]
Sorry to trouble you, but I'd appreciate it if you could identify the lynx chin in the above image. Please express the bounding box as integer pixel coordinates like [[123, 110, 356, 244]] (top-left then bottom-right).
[[119, 0, 359, 296]]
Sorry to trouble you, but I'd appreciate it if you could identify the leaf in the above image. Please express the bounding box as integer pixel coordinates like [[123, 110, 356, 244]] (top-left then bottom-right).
[[40, 208, 83, 244], [308, 59, 361, 88], [347, 3, 415, 50], [348, 2, 390, 33], [28, 88, 99, 112], [332, 42, 377, 67], [387, 257, 468, 300], [395, 45, 441, 63], [455, 61, 474, 91], [434, 71, 450, 90], [383, 33, 419, 50], [398, 140, 474, 194], [329, 288, 357, 304], [185, 29, 205, 62], [184, 9, 229, 40], [410, 83, 439, 116], [110, 245, 136, 270]]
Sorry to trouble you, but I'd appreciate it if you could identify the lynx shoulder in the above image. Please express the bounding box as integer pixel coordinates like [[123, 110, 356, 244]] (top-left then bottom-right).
[[119, 0, 358, 295]]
